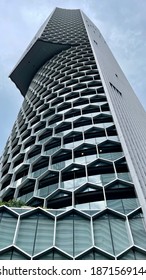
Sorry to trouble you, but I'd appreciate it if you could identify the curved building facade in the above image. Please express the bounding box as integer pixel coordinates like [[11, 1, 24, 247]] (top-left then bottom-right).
[[0, 8, 146, 260]]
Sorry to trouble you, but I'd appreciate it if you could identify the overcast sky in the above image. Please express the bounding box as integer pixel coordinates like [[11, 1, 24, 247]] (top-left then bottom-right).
[[0, 0, 146, 155]]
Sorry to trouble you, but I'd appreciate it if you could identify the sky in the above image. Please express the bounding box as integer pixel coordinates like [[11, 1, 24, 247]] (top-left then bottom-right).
[[0, 0, 146, 156]]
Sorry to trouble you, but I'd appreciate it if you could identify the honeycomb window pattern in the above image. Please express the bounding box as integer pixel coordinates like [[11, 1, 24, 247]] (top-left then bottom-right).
[[0, 7, 146, 260]]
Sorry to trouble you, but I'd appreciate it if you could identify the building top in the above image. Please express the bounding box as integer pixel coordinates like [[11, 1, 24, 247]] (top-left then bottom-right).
[[9, 7, 83, 97]]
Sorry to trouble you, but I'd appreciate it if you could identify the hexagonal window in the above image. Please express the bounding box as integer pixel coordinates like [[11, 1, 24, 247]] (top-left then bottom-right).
[[74, 143, 97, 164], [87, 159, 116, 186], [15, 210, 54, 256], [37, 170, 59, 198], [32, 157, 49, 178], [56, 211, 91, 256], [61, 163, 86, 191], [93, 211, 130, 255], [52, 149, 72, 170], [105, 180, 139, 214], [44, 137, 61, 155], [98, 140, 124, 161], [75, 183, 105, 210], [17, 178, 35, 203]]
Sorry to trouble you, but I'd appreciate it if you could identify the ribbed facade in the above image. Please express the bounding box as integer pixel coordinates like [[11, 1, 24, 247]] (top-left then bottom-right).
[[0, 7, 146, 260]]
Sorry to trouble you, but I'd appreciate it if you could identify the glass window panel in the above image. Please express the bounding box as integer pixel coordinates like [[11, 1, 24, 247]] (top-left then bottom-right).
[[110, 216, 130, 254], [76, 201, 105, 210], [74, 177, 86, 188], [32, 166, 48, 178], [99, 152, 123, 161], [94, 215, 113, 254], [56, 214, 91, 257], [37, 184, 58, 198], [88, 174, 102, 186], [118, 250, 135, 260], [123, 198, 139, 214], [74, 215, 91, 255], [119, 249, 146, 260], [0, 252, 11, 260], [135, 251, 146, 260], [36, 251, 70, 260], [16, 216, 37, 254], [0, 213, 17, 249], [56, 216, 73, 255], [101, 173, 116, 185], [94, 214, 130, 255], [107, 199, 124, 213], [12, 251, 28, 260], [52, 159, 72, 171], [61, 180, 74, 190], [34, 215, 54, 255], [17, 191, 33, 203], [129, 215, 146, 249], [117, 172, 132, 182]]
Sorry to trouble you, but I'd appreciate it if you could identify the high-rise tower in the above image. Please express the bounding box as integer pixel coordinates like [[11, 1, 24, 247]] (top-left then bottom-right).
[[0, 7, 146, 260]]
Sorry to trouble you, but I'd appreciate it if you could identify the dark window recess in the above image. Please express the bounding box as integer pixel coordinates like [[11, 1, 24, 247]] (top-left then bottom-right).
[[110, 83, 122, 96], [88, 161, 114, 176], [46, 93, 57, 103], [2, 189, 15, 202], [1, 175, 12, 190], [38, 171, 59, 190], [45, 138, 61, 152], [59, 87, 71, 96], [51, 97, 64, 106], [62, 165, 86, 182], [106, 125, 118, 136], [43, 109, 55, 119], [21, 130, 31, 141], [1, 163, 10, 177], [84, 127, 105, 139], [75, 189, 104, 205], [32, 158, 49, 173], [55, 122, 71, 134], [57, 103, 71, 113], [73, 98, 89, 107], [34, 122, 46, 133], [47, 193, 72, 209], [65, 91, 79, 101], [13, 155, 25, 168], [12, 146, 21, 158], [73, 117, 92, 128], [64, 132, 83, 145], [115, 158, 129, 173], [15, 167, 29, 181], [52, 150, 72, 164], [27, 146, 41, 160], [24, 137, 36, 149], [31, 116, 40, 127], [17, 180, 35, 198], [81, 89, 96, 97], [93, 114, 113, 124], [38, 129, 52, 141]]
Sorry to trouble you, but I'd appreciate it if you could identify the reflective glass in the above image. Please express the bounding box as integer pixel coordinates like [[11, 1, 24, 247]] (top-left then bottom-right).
[[129, 214, 146, 249], [0, 212, 17, 249]]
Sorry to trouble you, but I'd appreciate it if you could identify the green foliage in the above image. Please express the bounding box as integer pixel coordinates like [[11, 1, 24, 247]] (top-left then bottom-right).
[[0, 199, 25, 207]]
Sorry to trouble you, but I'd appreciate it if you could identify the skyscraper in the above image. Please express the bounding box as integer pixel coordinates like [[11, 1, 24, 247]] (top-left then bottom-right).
[[0, 7, 146, 260]]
